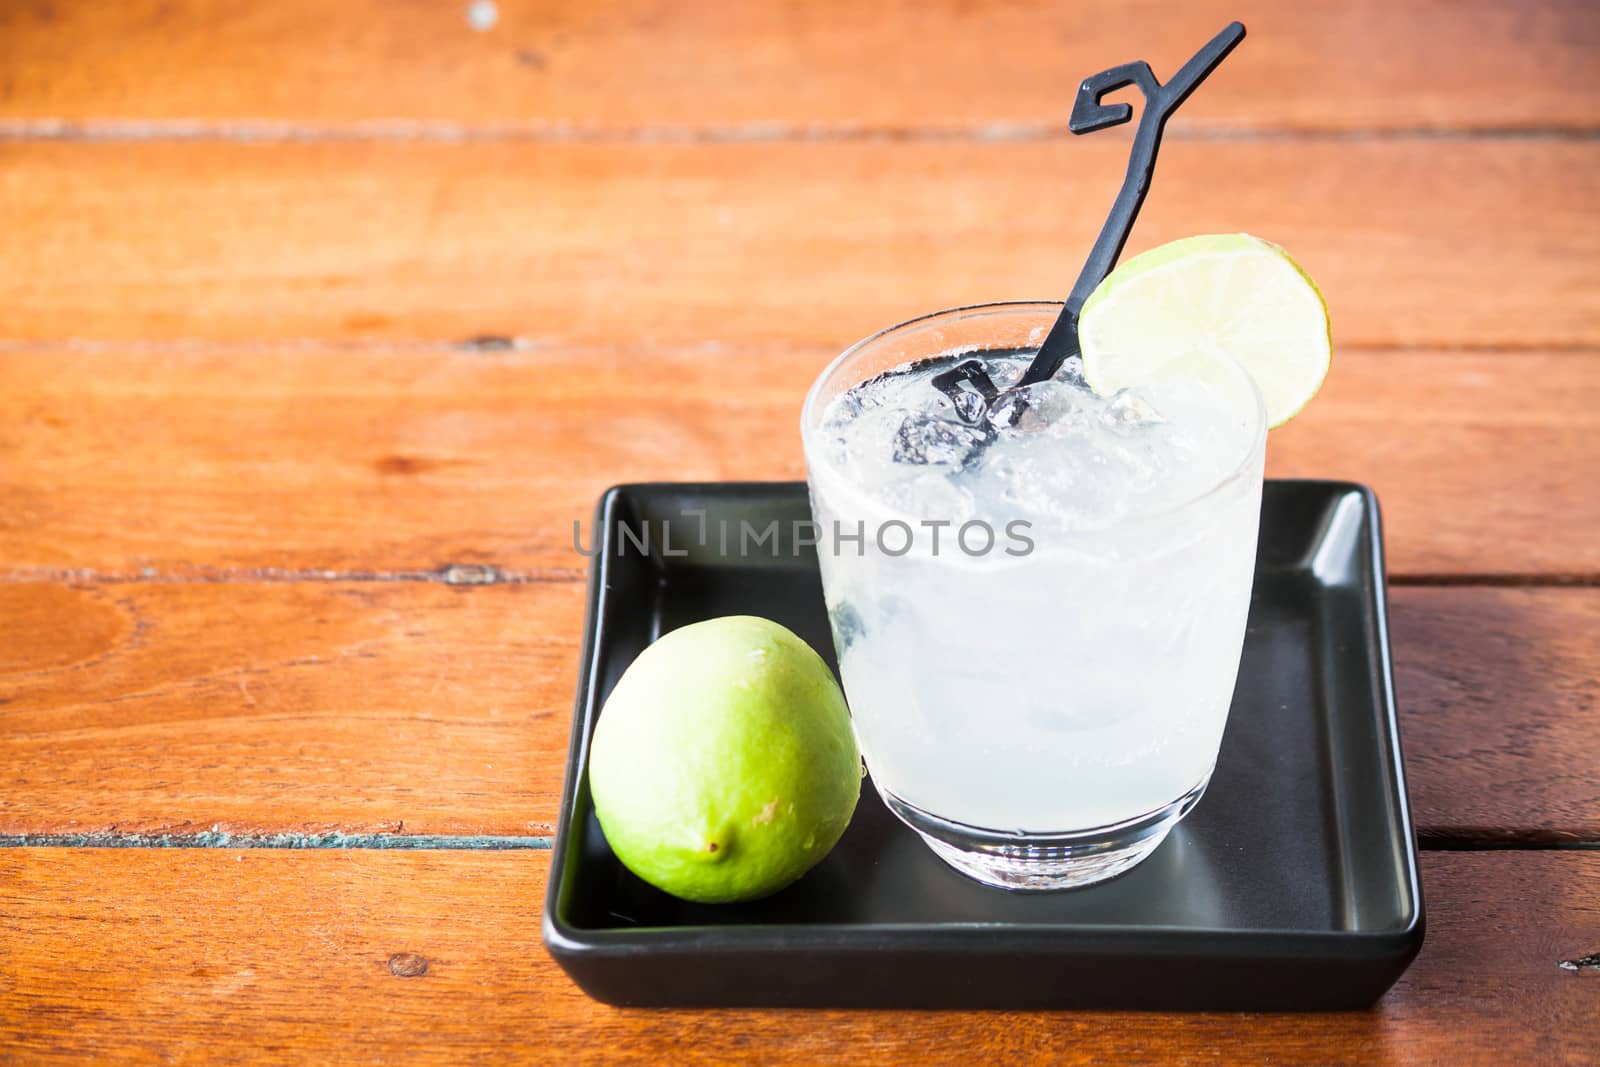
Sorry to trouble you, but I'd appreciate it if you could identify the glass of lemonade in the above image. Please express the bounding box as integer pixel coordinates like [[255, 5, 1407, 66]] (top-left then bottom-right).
[[801, 302, 1267, 890]]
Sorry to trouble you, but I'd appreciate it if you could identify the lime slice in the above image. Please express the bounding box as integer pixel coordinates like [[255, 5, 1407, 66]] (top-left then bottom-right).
[[1078, 234, 1331, 427]]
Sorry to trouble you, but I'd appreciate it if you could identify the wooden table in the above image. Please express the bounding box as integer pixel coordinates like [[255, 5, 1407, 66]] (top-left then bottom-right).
[[1, 2, 1596, 1062]]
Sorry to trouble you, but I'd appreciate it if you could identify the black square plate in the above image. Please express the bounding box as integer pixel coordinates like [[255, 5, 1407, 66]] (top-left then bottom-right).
[[543, 481, 1424, 1010]]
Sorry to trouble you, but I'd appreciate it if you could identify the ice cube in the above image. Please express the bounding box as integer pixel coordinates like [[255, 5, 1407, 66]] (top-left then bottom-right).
[[825, 406, 922, 488], [986, 357, 1027, 391], [984, 391, 1026, 430], [987, 380, 1084, 434], [949, 387, 988, 425], [892, 412, 992, 467], [1104, 388, 1165, 427], [882, 470, 977, 522], [1052, 355, 1088, 386]]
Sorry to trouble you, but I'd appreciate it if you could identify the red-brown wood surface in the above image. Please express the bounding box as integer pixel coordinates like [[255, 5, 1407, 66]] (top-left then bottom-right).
[[2, 1, 1596, 132], [0, 580, 579, 837], [2, 581, 1596, 842], [0, 849, 1596, 1065], [1, 347, 1594, 577], [1, 1, 1596, 1061], [1, 140, 1594, 347], [1390, 588, 1600, 843]]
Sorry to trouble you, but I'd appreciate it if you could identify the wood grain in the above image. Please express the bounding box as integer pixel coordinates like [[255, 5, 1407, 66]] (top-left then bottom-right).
[[0, 581, 583, 837], [0, 848, 1595, 1065], [2, 347, 1595, 577], [1390, 588, 1600, 844], [1, 1, 1596, 132], [2, 580, 1595, 841], [1, 4, 1593, 1062], [2, 140, 1595, 347]]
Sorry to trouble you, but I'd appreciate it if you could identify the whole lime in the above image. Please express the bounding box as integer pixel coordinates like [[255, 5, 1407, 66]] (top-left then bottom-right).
[[588, 615, 861, 904]]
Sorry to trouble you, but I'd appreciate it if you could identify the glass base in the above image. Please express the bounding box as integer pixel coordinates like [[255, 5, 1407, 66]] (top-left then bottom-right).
[[880, 775, 1212, 891]]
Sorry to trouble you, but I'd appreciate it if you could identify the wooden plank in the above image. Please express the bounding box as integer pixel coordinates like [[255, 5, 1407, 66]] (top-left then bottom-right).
[[1, 141, 1595, 348], [1, 347, 1595, 577], [1390, 588, 1600, 844], [0, 581, 584, 837], [2, 580, 1596, 841], [0, 848, 1595, 1064], [1, 1, 1596, 132], [1269, 350, 1600, 576]]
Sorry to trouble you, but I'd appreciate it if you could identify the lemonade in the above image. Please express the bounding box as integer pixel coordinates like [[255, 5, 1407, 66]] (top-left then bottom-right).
[[801, 302, 1268, 889]]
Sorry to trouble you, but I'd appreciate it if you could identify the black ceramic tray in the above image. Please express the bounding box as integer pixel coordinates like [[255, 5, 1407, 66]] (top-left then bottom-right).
[[543, 481, 1424, 1010]]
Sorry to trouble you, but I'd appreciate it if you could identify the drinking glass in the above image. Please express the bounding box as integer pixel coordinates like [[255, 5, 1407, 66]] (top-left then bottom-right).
[[801, 302, 1267, 889]]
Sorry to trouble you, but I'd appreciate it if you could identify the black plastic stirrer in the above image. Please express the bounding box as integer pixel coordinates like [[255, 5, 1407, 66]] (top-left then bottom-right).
[[932, 21, 1246, 424]]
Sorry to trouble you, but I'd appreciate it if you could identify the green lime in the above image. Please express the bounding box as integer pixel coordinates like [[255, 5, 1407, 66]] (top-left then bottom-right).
[[1079, 233, 1332, 427], [587, 616, 861, 904]]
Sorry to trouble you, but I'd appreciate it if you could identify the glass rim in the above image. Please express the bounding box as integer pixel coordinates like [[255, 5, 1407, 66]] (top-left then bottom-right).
[[799, 301, 1269, 534]]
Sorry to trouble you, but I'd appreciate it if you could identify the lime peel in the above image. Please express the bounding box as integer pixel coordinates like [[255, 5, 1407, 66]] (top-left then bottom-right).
[[588, 615, 861, 904]]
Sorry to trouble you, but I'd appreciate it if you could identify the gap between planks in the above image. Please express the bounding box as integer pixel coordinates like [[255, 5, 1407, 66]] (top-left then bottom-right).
[[0, 566, 585, 585], [1420, 833, 1600, 851], [0, 831, 553, 850], [3, 339, 1600, 354], [2, 569, 1598, 588], [1, 119, 1598, 145], [0, 832, 1592, 852]]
